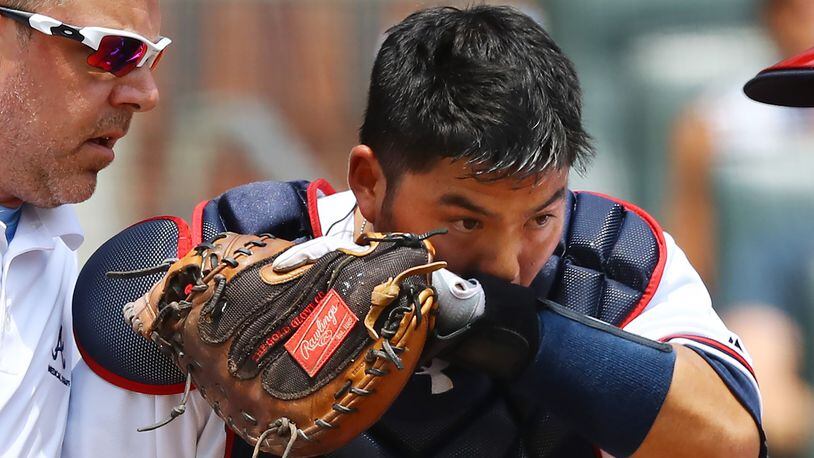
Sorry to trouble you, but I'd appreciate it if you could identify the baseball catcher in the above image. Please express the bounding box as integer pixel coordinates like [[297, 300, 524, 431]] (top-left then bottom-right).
[[65, 6, 765, 458]]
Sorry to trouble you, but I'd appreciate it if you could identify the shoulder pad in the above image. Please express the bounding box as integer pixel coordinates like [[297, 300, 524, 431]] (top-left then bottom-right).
[[74, 180, 337, 395], [73, 217, 192, 394], [191, 180, 325, 243], [534, 192, 667, 327]]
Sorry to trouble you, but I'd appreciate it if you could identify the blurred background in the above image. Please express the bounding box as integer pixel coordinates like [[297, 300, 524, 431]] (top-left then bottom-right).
[[76, 0, 814, 455]]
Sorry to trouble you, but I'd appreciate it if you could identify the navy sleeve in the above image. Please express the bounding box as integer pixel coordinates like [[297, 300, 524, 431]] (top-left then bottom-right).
[[687, 346, 767, 458]]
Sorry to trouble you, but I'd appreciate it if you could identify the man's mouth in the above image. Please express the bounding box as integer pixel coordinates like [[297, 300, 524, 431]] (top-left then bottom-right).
[[86, 129, 126, 150], [82, 132, 124, 168], [88, 136, 116, 149]]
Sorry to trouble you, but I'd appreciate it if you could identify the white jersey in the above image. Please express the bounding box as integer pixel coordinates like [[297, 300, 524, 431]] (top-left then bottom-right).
[[62, 190, 759, 458], [64, 363, 227, 458], [0, 205, 83, 458]]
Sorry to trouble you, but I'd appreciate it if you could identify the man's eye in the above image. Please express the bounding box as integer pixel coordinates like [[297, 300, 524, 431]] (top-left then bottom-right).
[[531, 215, 551, 228], [452, 218, 481, 233]]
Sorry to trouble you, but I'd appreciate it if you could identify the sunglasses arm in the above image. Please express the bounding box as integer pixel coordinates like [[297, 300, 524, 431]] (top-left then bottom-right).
[[0, 7, 84, 43], [0, 6, 69, 35], [29, 14, 85, 42]]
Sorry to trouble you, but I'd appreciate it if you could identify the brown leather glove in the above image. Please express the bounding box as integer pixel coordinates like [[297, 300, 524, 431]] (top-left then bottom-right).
[[122, 232, 445, 457]]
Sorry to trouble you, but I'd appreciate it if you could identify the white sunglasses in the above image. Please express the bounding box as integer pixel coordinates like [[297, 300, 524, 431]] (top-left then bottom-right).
[[0, 6, 171, 77]]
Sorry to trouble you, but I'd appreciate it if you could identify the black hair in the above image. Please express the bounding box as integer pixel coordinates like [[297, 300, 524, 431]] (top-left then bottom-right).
[[360, 5, 593, 184]]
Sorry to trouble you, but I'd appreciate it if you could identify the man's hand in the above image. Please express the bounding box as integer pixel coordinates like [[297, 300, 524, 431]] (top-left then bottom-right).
[[434, 273, 540, 379]]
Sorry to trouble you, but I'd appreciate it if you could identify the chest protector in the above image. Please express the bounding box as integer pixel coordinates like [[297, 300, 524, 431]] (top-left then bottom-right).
[[74, 180, 665, 458]]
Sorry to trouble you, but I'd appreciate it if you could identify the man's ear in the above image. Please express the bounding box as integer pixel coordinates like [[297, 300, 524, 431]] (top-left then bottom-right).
[[347, 145, 386, 225]]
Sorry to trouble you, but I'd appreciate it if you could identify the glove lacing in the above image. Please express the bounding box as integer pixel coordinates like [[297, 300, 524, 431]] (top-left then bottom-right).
[[253, 417, 304, 458]]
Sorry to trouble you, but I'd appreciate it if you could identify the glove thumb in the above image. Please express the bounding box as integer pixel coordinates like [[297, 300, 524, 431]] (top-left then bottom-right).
[[272, 236, 367, 272]]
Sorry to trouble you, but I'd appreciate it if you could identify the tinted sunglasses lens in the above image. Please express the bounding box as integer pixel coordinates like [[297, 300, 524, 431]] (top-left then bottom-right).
[[87, 35, 147, 77]]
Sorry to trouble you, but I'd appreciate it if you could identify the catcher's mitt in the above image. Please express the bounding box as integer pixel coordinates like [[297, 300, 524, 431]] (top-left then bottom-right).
[[119, 231, 445, 457]]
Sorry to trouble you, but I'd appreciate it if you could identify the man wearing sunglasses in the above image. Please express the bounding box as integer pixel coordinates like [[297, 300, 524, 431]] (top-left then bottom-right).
[[0, 0, 168, 456]]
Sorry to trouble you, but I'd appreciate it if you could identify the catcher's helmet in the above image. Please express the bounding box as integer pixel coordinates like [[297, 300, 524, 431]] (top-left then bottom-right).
[[744, 46, 814, 107]]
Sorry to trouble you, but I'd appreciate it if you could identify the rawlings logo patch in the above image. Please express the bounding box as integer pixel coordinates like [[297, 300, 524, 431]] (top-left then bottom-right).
[[252, 291, 325, 363], [285, 289, 358, 377]]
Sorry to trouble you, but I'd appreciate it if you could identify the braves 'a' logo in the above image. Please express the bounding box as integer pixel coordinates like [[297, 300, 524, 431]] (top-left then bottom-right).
[[52, 325, 66, 369], [416, 358, 454, 395]]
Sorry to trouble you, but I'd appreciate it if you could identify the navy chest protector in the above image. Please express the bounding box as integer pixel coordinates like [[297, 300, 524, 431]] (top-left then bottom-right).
[[73, 180, 665, 457]]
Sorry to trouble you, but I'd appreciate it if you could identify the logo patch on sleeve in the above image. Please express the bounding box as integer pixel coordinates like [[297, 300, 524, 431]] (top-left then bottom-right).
[[285, 289, 358, 377]]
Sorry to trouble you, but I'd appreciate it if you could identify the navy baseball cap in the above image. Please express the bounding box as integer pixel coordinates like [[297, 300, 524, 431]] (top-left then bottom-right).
[[744, 46, 814, 107]]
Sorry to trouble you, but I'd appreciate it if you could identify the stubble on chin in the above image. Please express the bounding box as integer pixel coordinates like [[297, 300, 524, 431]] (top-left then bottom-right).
[[44, 150, 101, 206]]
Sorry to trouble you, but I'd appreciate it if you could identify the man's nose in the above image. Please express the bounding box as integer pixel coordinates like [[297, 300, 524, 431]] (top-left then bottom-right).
[[476, 244, 521, 284], [109, 67, 160, 112]]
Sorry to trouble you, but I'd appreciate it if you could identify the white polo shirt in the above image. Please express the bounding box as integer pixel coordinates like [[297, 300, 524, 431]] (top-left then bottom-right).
[[0, 205, 83, 458]]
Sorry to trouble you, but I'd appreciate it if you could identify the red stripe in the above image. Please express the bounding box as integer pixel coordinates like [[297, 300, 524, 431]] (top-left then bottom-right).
[[223, 428, 235, 458], [578, 192, 668, 329], [767, 45, 814, 71], [191, 200, 209, 245], [306, 179, 337, 237], [126, 215, 193, 259], [661, 334, 755, 378], [171, 215, 193, 258], [75, 337, 189, 395]]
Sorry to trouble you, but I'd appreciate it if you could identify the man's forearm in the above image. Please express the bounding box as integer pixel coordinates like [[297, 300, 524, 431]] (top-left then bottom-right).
[[632, 345, 760, 458], [526, 301, 676, 457], [440, 275, 762, 456]]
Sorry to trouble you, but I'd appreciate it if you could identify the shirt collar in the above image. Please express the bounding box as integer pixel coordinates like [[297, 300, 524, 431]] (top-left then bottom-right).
[[29, 204, 84, 251]]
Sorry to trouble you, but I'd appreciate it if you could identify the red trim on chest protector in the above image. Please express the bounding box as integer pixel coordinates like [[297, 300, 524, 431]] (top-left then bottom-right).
[[191, 200, 209, 245], [76, 338, 192, 395], [129, 215, 194, 259], [306, 179, 337, 237], [223, 428, 236, 458], [577, 192, 668, 329]]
